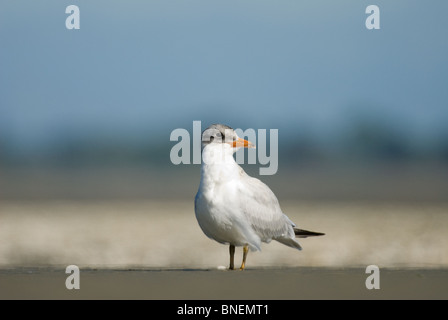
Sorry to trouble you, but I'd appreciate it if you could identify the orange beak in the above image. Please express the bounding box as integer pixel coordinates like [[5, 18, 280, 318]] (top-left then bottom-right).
[[230, 137, 255, 148]]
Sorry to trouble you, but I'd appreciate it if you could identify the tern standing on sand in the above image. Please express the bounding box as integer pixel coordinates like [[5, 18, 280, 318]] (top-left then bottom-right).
[[194, 124, 324, 270]]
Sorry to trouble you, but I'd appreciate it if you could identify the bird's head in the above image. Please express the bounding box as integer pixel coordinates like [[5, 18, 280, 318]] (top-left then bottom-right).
[[201, 124, 255, 152]]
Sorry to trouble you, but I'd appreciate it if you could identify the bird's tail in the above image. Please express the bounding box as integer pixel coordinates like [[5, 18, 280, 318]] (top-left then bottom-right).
[[294, 228, 325, 238]]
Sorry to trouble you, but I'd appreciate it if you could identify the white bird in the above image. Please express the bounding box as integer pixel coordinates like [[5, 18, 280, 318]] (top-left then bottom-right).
[[194, 124, 324, 270]]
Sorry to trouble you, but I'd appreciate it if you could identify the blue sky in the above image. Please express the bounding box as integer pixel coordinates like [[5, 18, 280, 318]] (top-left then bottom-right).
[[1, 1, 447, 156]]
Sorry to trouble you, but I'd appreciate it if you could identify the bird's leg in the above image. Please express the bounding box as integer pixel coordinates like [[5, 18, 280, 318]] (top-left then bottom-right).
[[229, 245, 235, 270], [239, 245, 249, 270]]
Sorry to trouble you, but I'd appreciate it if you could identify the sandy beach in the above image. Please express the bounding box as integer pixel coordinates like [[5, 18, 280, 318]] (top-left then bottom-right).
[[1, 200, 447, 299], [1, 266, 447, 300]]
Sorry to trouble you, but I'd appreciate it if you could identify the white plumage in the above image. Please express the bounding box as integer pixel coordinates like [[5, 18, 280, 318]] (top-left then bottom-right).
[[194, 124, 323, 270]]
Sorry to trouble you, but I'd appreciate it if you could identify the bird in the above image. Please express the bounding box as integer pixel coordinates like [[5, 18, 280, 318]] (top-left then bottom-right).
[[194, 124, 324, 270]]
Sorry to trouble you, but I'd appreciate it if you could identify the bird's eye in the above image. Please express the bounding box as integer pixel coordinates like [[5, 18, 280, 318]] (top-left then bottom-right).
[[210, 136, 215, 142]]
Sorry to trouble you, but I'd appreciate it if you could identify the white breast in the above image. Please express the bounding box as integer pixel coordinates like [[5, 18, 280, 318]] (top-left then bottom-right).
[[194, 142, 299, 251], [194, 144, 262, 249]]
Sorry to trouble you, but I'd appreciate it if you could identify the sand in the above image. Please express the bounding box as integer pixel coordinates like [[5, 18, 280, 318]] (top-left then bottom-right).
[[1, 200, 447, 268], [1, 200, 447, 300], [1, 267, 447, 300]]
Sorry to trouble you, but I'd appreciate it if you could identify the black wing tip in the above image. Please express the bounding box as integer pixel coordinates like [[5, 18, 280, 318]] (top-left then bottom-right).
[[294, 228, 325, 238]]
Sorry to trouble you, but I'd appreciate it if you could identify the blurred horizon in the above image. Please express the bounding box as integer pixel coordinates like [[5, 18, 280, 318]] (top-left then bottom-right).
[[1, 1, 448, 201]]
